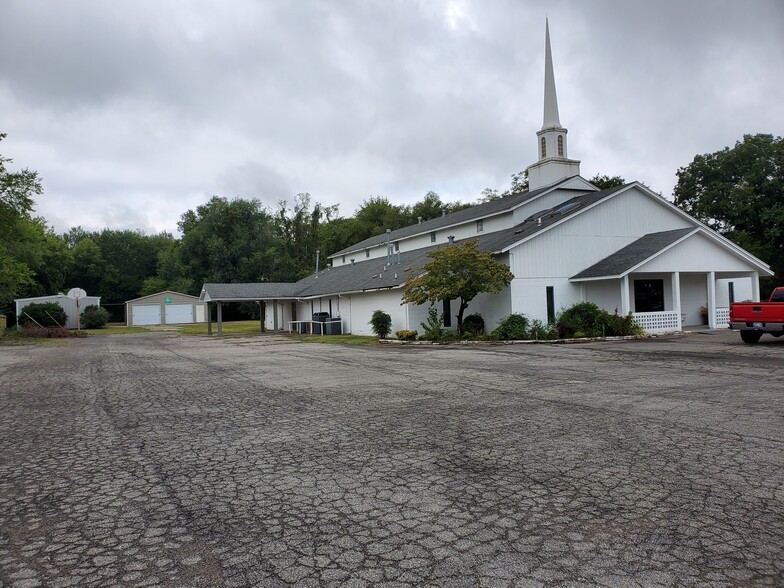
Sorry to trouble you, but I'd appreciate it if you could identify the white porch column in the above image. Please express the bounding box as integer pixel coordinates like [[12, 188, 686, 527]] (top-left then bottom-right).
[[707, 271, 716, 329], [751, 272, 760, 301], [273, 302, 279, 330], [620, 275, 631, 315], [672, 272, 682, 330]]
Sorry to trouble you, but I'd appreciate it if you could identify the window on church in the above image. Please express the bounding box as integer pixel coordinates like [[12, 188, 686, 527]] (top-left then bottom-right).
[[476, 219, 483, 233], [430, 231, 436, 243], [557, 135, 564, 157], [540, 136, 546, 158]]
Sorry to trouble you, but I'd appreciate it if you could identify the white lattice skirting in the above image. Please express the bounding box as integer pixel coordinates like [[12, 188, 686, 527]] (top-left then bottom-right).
[[633, 311, 680, 333], [715, 307, 730, 328]]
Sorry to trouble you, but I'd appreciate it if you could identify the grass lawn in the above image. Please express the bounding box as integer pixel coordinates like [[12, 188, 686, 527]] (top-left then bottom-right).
[[84, 323, 151, 335], [1, 321, 377, 345]]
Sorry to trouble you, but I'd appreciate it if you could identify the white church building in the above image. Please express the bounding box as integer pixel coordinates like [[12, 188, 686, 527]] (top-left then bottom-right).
[[200, 22, 772, 337]]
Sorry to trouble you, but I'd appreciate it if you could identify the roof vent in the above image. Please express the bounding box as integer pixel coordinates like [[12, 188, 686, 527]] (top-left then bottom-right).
[[441, 211, 446, 217], [418, 216, 422, 224]]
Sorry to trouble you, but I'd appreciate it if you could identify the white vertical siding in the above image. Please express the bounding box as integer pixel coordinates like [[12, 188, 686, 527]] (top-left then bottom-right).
[[340, 289, 408, 336], [511, 188, 692, 278], [584, 281, 622, 314], [679, 274, 707, 326], [510, 277, 582, 324]]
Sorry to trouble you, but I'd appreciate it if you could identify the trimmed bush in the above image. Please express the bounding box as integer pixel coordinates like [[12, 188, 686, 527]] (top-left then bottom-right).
[[18, 302, 67, 328], [492, 313, 530, 340], [395, 329, 418, 341], [463, 313, 485, 337], [369, 310, 392, 339], [81, 305, 110, 329]]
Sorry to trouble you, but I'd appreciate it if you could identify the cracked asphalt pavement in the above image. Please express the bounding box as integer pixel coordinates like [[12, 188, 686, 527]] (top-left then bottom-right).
[[1, 330, 782, 587]]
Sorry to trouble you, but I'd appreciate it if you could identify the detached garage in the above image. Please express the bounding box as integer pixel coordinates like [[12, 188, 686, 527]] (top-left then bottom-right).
[[126, 291, 207, 327]]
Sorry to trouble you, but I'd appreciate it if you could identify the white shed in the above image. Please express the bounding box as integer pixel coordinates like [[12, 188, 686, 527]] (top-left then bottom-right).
[[14, 291, 101, 329], [126, 291, 207, 326]]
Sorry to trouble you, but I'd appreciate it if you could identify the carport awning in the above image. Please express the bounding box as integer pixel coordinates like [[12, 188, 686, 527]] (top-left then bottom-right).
[[200, 283, 304, 302]]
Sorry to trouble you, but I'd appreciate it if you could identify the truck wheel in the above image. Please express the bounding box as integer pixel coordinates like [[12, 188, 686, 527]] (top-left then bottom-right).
[[740, 331, 762, 344]]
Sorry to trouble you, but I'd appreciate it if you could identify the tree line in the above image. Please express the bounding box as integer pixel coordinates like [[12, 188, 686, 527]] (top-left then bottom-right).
[[2, 132, 781, 323]]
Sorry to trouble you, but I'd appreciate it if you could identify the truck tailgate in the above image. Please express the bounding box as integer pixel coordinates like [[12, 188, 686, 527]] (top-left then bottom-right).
[[730, 302, 784, 323]]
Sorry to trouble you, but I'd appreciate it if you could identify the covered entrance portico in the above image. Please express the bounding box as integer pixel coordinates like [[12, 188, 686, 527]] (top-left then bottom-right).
[[571, 227, 772, 334]]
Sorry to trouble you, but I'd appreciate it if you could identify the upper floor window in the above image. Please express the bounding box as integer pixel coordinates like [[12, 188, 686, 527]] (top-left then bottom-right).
[[365, 249, 370, 258], [557, 135, 564, 157], [540, 136, 547, 158], [430, 231, 436, 243], [394, 241, 399, 252], [476, 219, 483, 233], [342, 255, 346, 263]]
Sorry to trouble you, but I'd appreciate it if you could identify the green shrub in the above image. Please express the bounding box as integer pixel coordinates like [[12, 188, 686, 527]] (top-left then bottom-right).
[[492, 313, 530, 340], [81, 305, 110, 329], [18, 302, 67, 328], [556, 302, 606, 338], [529, 319, 558, 340], [463, 313, 485, 337], [604, 311, 644, 337], [420, 306, 445, 341], [556, 302, 643, 338], [395, 329, 418, 341], [369, 310, 392, 339]]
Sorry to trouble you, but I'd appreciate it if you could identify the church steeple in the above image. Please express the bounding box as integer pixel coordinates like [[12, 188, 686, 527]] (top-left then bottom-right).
[[526, 19, 581, 190], [542, 18, 561, 130]]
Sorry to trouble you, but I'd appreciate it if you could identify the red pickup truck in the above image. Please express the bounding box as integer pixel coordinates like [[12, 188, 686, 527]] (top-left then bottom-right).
[[729, 287, 784, 343]]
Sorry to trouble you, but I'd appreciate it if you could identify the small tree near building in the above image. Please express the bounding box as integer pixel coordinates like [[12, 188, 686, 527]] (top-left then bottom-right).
[[369, 310, 392, 339], [402, 240, 514, 335]]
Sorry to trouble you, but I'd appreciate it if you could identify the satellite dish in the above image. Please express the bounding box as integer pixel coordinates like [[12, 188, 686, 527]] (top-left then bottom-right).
[[67, 288, 87, 299]]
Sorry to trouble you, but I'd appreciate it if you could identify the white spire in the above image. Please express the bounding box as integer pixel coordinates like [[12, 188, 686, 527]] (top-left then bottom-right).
[[542, 18, 561, 130], [526, 18, 580, 190]]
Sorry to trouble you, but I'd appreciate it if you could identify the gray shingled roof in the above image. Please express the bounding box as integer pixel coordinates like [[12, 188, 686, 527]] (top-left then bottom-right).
[[329, 177, 586, 258], [200, 184, 631, 301], [472, 185, 628, 253], [571, 228, 697, 280], [201, 282, 304, 301]]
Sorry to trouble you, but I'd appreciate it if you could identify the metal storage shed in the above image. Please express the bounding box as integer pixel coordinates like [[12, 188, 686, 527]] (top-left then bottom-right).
[[14, 292, 101, 329], [125, 291, 207, 326]]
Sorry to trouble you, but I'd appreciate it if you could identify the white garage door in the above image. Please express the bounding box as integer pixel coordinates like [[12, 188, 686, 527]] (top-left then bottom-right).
[[132, 304, 162, 326], [165, 304, 193, 324]]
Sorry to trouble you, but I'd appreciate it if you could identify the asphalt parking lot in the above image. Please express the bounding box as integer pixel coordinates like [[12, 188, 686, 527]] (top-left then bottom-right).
[[0, 330, 782, 587]]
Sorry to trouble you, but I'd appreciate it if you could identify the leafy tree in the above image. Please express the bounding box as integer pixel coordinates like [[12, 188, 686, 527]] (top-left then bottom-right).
[[354, 196, 410, 234], [274, 193, 337, 279], [67, 237, 114, 297], [502, 170, 529, 197], [178, 196, 276, 285], [93, 229, 174, 303], [402, 240, 514, 335], [673, 134, 784, 287], [589, 174, 626, 190], [0, 133, 45, 307]]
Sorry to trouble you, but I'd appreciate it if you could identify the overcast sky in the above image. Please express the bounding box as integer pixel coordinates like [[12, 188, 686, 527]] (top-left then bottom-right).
[[1, 0, 782, 236]]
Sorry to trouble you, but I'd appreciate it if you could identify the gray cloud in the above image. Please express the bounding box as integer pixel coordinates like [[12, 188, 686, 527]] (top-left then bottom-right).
[[1, 0, 782, 234]]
